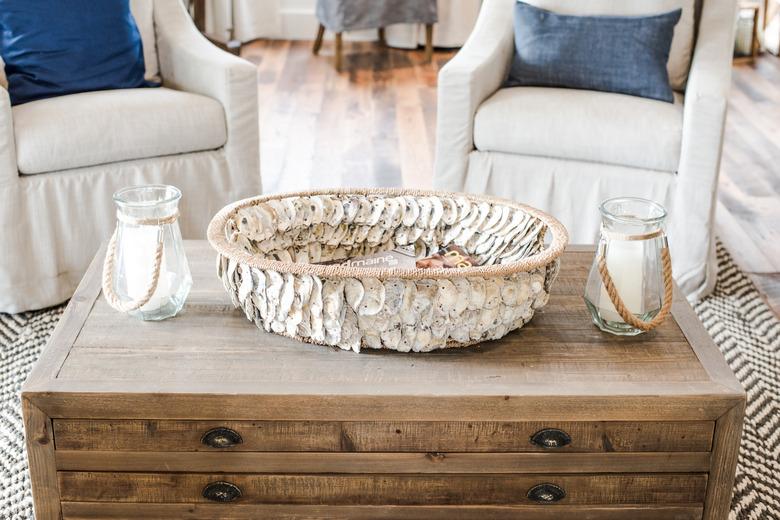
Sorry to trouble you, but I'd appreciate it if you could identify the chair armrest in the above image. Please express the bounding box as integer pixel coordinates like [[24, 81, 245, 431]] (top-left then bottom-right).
[[153, 0, 260, 196], [679, 0, 737, 179], [0, 87, 18, 188], [671, 0, 738, 296], [433, 0, 515, 191]]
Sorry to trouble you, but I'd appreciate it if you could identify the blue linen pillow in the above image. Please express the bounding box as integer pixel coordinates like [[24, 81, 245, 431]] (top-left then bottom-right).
[[506, 2, 682, 103], [0, 0, 151, 106]]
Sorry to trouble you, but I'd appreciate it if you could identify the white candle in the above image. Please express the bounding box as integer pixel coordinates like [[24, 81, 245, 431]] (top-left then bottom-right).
[[598, 240, 645, 322], [121, 225, 171, 311]]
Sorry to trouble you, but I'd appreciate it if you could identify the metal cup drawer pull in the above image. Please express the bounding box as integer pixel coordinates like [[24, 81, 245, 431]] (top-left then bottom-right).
[[201, 427, 243, 449], [530, 428, 572, 449], [527, 483, 566, 504], [202, 481, 242, 502]]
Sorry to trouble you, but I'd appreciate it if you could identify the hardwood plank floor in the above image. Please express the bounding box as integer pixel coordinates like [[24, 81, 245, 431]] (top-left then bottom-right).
[[718, 56, 780, 316], [241, 40, 780, 314], [242, 40, 454, 192]]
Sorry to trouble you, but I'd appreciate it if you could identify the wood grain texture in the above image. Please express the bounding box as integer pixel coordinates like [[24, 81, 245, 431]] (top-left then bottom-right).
[[52, 419, 714, 453], [57, 247, 708, 386], [24, 243, 743, 424], [23, 243, 105, 391], [29, 392, 742, 423], [21, 399, 61, 520], [669, 288, 743, 395], [60, 502, 705, 520], [58, 472, 708, 505], [54, 451, 712, 474], [703, 403, 745, 519], [62, 502, 702, 520]]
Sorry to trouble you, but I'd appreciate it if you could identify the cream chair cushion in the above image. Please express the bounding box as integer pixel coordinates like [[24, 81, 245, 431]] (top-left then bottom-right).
[[522, 0, 695, 91], [474, 87, 684, 173], [13, 88, 227, 175]]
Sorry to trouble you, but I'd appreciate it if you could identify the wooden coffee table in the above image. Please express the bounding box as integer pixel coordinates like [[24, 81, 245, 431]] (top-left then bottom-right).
[[23, 242, 744, 519]]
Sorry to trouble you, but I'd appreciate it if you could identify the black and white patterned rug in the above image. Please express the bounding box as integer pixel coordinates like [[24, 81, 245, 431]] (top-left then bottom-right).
[[1, 306, 63, 519], [0, 243, 777, 519], [693, 244, 780, 519]]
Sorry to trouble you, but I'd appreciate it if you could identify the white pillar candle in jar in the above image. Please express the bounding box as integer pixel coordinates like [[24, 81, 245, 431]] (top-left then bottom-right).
[[120, 225, 172, 311], [584, 197, 668, 336], [598, 240, 645, 322], [106, 185, 191, 321]]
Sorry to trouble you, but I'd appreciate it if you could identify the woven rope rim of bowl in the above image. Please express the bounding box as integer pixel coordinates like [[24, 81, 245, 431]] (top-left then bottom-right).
[[207, 188, 570, 280]]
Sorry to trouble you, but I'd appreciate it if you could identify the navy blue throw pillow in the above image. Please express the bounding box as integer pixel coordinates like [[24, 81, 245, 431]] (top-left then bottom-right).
[[0, 0, 151, 106], [506, 2, 682, 103]]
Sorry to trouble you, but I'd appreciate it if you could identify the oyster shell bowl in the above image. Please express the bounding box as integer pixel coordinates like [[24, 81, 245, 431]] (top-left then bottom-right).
[[207, 189, 569, 353]]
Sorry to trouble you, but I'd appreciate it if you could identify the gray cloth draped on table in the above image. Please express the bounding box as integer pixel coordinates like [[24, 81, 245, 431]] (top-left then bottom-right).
[[316, 0, 438, 32]]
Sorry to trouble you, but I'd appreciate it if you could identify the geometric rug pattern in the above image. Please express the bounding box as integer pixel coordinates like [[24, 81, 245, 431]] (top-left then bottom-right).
[[693, 243, 780, 519]]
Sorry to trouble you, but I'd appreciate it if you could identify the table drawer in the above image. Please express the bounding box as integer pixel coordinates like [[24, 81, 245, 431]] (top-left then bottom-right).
[[58, 472, 708, 506], [53, 420, 714, 452], [61, 503, 705, 519], [54, 451, 712, 474]]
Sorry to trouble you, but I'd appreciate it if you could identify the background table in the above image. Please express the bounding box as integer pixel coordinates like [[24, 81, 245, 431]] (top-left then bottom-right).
[[313, 0, 438, 69]]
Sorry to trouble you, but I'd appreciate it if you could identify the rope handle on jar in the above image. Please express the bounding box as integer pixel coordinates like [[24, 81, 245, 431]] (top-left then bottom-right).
[[597, 234, 674, 332], [101, 212, 178, 313]]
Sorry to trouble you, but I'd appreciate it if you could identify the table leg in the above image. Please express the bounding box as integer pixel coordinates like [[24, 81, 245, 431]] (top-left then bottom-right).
[[313, 24, 325, 55], [335, 32, 343, 71], [702, 402, 745, 519], [424, 24, 434, 62], [23, 398, 61, 520], [752, 8, 760, 58]]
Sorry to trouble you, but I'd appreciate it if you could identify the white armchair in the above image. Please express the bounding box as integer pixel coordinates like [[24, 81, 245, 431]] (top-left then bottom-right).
[[0, 0, 260, 313], [434, 0, 738, 299]]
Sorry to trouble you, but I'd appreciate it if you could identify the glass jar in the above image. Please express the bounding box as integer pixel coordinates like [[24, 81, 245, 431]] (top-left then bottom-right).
[[102, 185, 192, 321], [584, 197, 673, 336]]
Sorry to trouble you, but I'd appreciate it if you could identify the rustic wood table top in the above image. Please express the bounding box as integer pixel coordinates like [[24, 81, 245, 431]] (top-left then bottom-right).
[[23, 241, 743, 423]]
